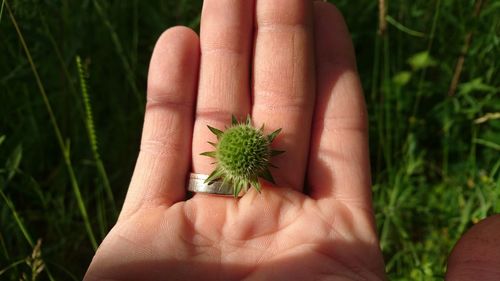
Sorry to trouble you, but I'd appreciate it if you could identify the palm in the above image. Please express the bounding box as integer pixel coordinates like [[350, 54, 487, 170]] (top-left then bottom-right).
[[85, 0, 386, 280], [88, 188, 383, 280]]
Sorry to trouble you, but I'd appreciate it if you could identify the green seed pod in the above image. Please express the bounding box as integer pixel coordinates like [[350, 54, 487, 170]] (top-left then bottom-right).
[[201, 115, 284, 197]]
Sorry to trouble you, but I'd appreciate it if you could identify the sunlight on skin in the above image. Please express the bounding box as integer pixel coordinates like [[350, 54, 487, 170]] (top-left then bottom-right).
[[85, 0, 388, 279], [83, 0, 500, 279], [86, 188, 384, 280]]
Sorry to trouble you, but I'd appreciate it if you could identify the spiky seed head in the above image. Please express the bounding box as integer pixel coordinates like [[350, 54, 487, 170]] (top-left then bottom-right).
[[201, 115, 284, 197]]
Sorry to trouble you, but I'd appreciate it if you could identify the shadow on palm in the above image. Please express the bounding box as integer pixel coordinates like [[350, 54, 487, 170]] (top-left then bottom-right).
[[89, 178, 382, 280]]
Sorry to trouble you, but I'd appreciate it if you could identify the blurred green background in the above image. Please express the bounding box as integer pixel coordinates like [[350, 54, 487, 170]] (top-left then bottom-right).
[[0, 0, 498, 280]]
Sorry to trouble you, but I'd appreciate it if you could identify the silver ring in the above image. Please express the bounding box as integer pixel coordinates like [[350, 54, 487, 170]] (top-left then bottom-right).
[[187, 173, 242, 197]]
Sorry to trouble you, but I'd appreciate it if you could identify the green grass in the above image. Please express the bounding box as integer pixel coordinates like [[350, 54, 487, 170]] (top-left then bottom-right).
[[0, 0, 498, 280]]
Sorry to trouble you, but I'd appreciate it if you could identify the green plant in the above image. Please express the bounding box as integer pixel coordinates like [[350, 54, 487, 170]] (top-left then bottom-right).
[[20, 239, 44, 281], [0, 0, 498, 279], [201, 115, 284, 197]]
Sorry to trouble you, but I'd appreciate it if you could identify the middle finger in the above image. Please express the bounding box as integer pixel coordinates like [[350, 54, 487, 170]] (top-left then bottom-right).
[[252, 0, 316, 191]]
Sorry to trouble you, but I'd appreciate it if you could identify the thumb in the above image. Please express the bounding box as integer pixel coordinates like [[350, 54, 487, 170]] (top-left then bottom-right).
[[446, 214, 500, 280]]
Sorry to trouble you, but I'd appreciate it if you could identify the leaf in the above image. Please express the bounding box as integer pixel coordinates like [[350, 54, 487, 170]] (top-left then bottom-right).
[[207, 125, 223, 139], [200, 151, 216, 158], [6, 144, 22, 182], [0, 135, 5, 146], [407, 51, 436, 70], [473, 138, 500, 151], [260, 168, 275, 184], [231, 115, 238, 126], [267, 128, 282, 142], [393, 71, 412, 87], [208, 141, 217, 147], [271, 150, 285, 156], [458, 78, 497, 96]]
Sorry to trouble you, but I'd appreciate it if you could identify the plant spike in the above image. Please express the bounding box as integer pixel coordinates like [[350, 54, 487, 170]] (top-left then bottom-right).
[[250, 178, 262, 193], [259, 168, 276, 184], [231, 115, 238, 126], [268, 162, 278, 169], [271, 150, 285, 156], [267, 128, 282, 142], [207, 125, 224, 139], [200, 151, 216, 158], [206, 168, 223, 184]]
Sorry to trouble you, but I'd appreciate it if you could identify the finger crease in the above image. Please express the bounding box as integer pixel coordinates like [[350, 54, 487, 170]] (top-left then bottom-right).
[[146, 96, 193, 112]]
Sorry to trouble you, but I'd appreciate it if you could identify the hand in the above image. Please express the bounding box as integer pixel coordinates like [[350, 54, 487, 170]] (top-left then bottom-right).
[[84, 1, 385, 280], [84, 0, 500, 280]]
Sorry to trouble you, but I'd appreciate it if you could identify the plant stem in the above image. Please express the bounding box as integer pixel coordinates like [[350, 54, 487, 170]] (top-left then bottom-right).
[[92, 0, 144, 111], [378, 0, 387, 35], [76, 55, 118, 218], [448, 0, 485, 96], [5, 0, 98, 251]]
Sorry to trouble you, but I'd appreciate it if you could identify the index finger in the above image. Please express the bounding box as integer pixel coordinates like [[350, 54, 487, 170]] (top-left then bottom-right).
[[119, 27, 200, 220]]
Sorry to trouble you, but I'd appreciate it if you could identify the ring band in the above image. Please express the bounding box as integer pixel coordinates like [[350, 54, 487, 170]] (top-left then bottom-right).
[[187, 173, 242, 197]]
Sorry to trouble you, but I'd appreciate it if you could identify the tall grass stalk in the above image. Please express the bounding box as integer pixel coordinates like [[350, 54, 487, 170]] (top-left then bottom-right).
[[41, 15, 79, 101], [92, 0, 144, 111], [1, 0, 498, 279], [76, 55, 118, 218], [385, 15, 426, 38], [0, 260, 24, 276], [411, 0, 442, 116], [0, 189, 34, 247], [4, 0, 98, 251], [0, 0, 5, 23], [0, 190, 56, 281]]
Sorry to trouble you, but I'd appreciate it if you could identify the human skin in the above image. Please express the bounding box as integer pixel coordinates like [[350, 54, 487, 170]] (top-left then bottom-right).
[[446, 214, 500, 281], [84, 0, 500, 280]]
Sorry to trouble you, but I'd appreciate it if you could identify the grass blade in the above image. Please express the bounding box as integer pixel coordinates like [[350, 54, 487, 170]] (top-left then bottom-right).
[[5, 0, 98, 250], [92, 0, 144, 111]]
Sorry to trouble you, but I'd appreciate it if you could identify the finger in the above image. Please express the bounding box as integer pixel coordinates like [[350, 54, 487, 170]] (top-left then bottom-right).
[[192, 0, 254, 174], [252, 0, 315, 191], [119, 27, 200, 220], [307, 2, 371, 209], [446, 215, 500, 280]]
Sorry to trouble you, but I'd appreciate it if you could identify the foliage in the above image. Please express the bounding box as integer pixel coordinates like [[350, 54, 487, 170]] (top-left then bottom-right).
[[0, 0, 498, 280]]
